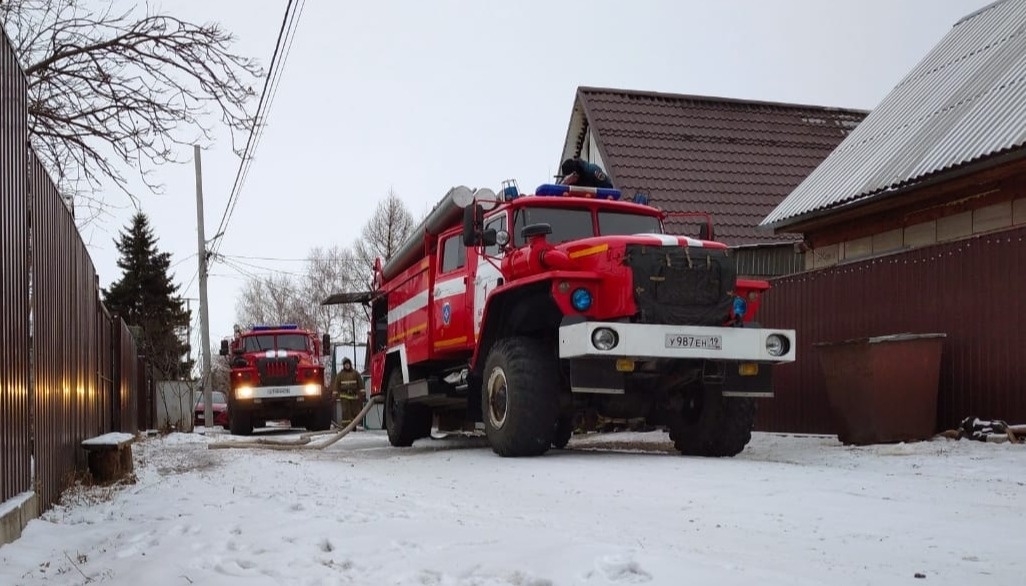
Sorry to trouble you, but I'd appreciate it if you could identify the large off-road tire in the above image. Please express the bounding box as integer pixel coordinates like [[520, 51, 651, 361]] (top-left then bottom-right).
[[228, 408, 253, 436], [482, 337, 560, 457], [667, 382, 756, 457], [385, 368, 432, 447], [552, 415, 574, 449]]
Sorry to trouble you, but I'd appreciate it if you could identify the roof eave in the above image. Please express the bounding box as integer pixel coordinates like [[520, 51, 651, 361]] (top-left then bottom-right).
[[558, 90, 586, 172], [576, 85, 870, 116], [575, 89, 620, 188], [761, 147, 1026, 234]]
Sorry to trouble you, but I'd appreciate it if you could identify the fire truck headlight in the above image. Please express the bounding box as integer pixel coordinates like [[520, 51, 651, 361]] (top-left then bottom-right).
[[766, 334, 790, 357], [591, 327, 619, 351], [571, 288, 593, 312], [236, 386, 254, 399], [303, 384, 322, 396]]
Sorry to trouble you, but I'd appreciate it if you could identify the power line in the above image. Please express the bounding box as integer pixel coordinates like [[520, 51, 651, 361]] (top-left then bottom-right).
[[171, 252, 198, 269], [181, 268, 199, 296], [210, 0, 295, 242], [210, 0, 306, 259], [220, 257, 306, 281], [226, 256, 307, 277], [219, 253, 312, 262]]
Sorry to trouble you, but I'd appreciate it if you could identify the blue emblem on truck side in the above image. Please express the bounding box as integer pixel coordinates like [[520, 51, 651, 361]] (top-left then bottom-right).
[[441, 302, 451, 325]]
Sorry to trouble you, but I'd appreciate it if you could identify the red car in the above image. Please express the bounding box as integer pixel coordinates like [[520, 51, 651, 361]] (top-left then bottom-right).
[[194, 390, 230, 428]]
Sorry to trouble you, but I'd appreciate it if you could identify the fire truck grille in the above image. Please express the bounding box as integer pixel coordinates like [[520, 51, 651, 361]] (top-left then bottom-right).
[[625, 243, 736, 326], [256, 357, 299, 386]]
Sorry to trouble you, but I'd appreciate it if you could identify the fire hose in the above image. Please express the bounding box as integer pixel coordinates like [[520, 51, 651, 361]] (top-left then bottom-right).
[[207, 395, 384, 451]]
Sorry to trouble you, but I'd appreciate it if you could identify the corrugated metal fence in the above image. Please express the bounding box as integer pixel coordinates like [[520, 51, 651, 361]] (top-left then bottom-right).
[[757, 227, 1026, 433], [1, 32, 149, 511], [0, 31, 31, 505]]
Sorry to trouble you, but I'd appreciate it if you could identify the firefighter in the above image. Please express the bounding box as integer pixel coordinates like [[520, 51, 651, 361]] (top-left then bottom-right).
[[559, 157, 614, 189], [333, 358, 365, 427]]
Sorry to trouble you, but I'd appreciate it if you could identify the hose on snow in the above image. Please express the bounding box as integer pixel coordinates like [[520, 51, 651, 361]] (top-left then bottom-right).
[[207, 395, 384, 451]]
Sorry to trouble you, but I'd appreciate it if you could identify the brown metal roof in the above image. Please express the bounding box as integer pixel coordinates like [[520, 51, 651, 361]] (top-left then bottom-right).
[[561, 87, 868, 245]]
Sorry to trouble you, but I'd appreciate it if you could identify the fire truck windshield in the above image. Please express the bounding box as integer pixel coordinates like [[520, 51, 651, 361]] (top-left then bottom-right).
[[242, 334, 309, 353], [513, 207, 661, 246]]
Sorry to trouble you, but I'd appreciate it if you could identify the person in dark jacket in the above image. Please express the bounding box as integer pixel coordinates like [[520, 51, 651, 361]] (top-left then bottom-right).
[[559, 158, 614, 189]]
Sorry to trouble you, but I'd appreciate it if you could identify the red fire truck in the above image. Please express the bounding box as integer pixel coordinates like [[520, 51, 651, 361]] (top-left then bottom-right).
[[218, 324, 332, 436], [326, 183, 796, 457]]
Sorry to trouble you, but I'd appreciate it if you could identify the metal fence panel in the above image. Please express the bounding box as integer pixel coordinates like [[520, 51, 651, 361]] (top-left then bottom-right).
[[757, 228, 1026, 433], [29, 151, 111, 509], [0, 33, 31, 504], [137, 357, 153, 430], [2, 27, 147, 519], [114, 318, 139, 432]]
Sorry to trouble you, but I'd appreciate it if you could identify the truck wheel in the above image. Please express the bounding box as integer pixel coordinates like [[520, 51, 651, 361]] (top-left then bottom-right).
[[552, 416, 573, 449], [667, 382, 756, 457], [482, 337, 559, 457], [229, 409, 253, 436], [385, 368, 432, 447]]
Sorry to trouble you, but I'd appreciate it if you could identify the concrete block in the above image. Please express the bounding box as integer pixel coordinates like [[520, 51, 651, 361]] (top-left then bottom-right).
[[0, 491, 39, 547], [872, 228, 904, 254], [972, 201, 1012, 233], [86, 444, 135, 484], [842, 236, 873, 261], [812, 244, 839, 269], [937, 211, 972, 242], [904, 221, 937, 249], [1013, 198, 1026, 225]]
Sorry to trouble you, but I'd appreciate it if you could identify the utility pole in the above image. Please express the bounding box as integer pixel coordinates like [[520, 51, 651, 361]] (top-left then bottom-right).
[[351, 315, 357, 366], [194, 145, 214, 429], [183, 298, 198, 370]]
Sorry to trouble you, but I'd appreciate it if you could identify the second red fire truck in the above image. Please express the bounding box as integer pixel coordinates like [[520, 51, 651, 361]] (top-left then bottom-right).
[[219, 324, 332, 436]]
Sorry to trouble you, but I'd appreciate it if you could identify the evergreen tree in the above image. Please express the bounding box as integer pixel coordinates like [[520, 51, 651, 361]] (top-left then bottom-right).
[[103, 213, 192, 379]]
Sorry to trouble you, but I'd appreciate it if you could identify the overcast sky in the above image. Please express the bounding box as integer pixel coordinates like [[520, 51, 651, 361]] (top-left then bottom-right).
[[76, 0, 990, 361]]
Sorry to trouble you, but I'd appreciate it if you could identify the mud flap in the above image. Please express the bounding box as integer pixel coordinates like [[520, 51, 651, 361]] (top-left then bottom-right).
[[567, 358, 624, 394], [706, 361, 773, 398]]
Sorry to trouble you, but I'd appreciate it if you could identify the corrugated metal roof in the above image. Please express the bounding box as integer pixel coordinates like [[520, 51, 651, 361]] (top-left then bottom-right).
[[561, 87, 866, 246], [761, 0, 1026, 230]]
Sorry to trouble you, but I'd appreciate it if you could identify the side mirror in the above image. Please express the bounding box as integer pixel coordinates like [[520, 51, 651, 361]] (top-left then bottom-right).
[[482, 229, 498, 247], [462, 204, 485, 246], [321, 333, 331, 356], [219, 340, 229, 356]]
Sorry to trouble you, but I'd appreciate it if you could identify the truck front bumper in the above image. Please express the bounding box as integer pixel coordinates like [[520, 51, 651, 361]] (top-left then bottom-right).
[[558, 321, 796, 363]]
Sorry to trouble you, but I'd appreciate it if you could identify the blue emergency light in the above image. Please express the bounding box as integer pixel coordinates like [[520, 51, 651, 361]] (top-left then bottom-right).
[[251, 324, 299, 331], [535, 183, 622, 200]]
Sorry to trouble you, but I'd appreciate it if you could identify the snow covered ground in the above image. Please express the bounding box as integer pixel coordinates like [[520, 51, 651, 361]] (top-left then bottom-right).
[[1, 429, 1024, 586]]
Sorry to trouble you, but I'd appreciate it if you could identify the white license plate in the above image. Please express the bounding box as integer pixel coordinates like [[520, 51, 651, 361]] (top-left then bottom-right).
[[265, 387, 291, 395], [665, 334, 722, 350]]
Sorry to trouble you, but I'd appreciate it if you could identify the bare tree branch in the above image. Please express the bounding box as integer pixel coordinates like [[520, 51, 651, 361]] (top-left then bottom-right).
[[1, 0, 261, 212], [232, 246, 366, 344], [354, 189, 415, 273]]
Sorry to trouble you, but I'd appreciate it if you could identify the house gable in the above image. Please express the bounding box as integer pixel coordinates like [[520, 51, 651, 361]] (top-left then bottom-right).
[[560, 87, 867, 246]]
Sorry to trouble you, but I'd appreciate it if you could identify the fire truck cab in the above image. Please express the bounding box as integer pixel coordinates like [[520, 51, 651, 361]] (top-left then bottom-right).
[[219, 324, 332, 436], [328, 183, 796, 457]]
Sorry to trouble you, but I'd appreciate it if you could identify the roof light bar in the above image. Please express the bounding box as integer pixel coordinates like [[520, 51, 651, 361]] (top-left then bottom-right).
[[251, 324, 299, 331], [535, 183, 621, 200]]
